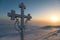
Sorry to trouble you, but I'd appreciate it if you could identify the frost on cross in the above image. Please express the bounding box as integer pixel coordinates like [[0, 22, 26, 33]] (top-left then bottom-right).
[[7, 2, 32, 40]]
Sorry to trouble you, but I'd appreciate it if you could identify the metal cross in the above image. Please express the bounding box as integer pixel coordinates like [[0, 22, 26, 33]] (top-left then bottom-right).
[[7, 2, 32, 40]]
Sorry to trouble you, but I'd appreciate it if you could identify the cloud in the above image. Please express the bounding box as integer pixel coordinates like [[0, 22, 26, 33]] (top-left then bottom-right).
[[0, 19, 60, 40]]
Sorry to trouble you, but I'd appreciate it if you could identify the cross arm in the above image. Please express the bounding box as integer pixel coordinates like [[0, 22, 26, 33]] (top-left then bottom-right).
[[24, 14, 32, 21], [8, 12, 12, 17]]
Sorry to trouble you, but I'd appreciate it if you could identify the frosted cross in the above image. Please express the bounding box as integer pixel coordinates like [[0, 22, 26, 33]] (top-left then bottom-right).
[[7, 2, 32, 40]]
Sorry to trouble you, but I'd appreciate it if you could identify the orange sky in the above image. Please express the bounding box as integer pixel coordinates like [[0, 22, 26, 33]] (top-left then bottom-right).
[[0, 17, 60, 26], [31, 18, 60, 26]]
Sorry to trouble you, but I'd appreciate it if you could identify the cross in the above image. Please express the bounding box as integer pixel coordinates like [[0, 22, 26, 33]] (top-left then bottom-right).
[[8, 10, 21, 20], [7, 2, 32, 40]]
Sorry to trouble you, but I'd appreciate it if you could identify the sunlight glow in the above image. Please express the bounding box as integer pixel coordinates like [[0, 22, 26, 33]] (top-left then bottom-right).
[[50, 16, 59, 22]]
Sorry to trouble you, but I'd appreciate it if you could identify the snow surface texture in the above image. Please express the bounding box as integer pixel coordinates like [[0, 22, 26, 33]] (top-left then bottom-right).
[[0, 21, 60, 40]]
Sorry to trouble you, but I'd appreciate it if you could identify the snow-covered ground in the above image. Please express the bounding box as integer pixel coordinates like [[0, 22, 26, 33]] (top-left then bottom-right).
[[0, 23, 60, 40]]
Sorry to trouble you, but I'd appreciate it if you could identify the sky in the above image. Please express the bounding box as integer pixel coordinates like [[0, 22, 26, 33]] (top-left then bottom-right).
[[0, 0, 60, 26], [1, 0, 60, 40]]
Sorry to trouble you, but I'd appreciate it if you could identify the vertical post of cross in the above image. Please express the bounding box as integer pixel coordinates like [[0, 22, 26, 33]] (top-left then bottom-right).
[[19, 2, 26, 40], [7, 2, 32, 40]]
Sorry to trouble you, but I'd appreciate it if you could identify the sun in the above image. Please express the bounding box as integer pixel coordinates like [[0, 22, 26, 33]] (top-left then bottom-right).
[[50, 16, 59, 22]]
